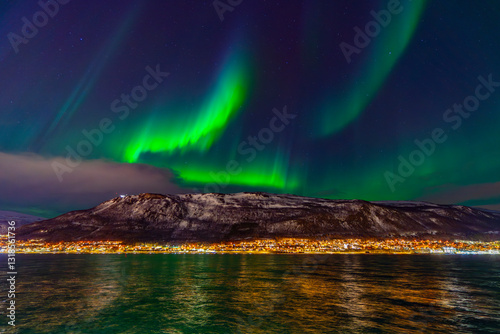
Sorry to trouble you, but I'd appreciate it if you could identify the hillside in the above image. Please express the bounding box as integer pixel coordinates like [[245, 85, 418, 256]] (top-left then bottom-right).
[[16, 192, 500, 242], [0, 211, 45, 234]]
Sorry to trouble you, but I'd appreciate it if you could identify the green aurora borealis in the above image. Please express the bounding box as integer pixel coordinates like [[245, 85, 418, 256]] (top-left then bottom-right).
[[316, 0, 428, 137], [2, 0, 500, 216], [123, 47, 252, 162]]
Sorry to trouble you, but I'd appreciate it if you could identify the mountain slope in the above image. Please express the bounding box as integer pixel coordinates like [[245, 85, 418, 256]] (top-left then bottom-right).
[[0, 211, 45, 234], [16, 193, 500, 242]]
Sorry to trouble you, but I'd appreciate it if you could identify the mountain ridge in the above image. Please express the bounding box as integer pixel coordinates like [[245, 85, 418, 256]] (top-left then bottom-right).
[[16, 192, 500, 242]]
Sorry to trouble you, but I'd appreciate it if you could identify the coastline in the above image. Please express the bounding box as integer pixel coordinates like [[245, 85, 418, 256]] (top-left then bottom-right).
[[2, 237, 499, 255]]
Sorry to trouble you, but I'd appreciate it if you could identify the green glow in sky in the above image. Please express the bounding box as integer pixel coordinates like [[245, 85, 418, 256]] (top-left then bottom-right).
[[124, 49, 251, 162], [171, 149, 301, 191], [317, 0, 427, 137]]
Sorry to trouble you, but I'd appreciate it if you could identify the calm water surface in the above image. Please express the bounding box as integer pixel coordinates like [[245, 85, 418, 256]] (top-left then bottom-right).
[[0, 254, 499, 333]]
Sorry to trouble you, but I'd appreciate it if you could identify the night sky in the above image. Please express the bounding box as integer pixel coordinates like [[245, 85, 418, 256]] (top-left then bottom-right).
[[2, 0, 500, 217]]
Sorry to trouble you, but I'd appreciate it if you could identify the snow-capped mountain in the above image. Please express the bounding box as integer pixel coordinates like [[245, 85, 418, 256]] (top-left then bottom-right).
[[17, 192, 500, 242]]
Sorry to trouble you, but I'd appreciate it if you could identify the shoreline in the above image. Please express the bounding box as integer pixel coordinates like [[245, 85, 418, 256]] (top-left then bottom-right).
[[2, 237, 499, 255], [2, 250, 499, 255]]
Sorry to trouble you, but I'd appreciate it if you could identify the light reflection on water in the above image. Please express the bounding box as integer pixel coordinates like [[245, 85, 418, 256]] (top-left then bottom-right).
[[0, 254, 499, 333]]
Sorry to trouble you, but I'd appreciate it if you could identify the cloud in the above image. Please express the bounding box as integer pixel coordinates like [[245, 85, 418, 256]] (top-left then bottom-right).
[[419, 181, 500, 209], [0, 152, 186, 217]]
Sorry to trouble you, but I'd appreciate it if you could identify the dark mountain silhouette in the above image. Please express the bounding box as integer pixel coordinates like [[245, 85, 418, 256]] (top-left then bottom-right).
[[16, 193, 500, 242]]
